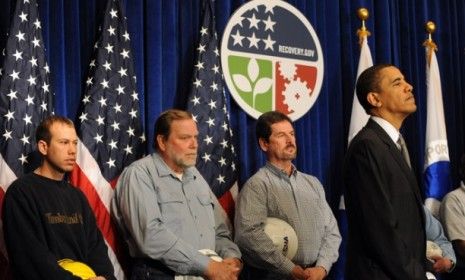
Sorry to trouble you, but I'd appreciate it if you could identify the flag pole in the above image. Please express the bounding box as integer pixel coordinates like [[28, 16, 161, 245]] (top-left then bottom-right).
[[356, 8, 370, 47], [423, 21, 437, 66]]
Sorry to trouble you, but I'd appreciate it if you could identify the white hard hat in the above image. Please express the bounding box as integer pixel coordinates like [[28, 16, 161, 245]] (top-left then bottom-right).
[[264, 217, 298, 259], [426, 240, 443, 261]]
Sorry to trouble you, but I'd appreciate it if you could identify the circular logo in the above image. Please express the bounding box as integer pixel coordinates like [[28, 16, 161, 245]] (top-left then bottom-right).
[[221, 0, 324, 121]]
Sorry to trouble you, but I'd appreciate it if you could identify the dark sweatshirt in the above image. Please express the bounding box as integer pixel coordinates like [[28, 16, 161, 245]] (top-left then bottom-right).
[[3, 173, 115, 280]]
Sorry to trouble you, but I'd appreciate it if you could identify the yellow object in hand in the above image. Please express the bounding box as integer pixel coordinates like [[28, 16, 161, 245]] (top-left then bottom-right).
[[58, 259, 96, 279]]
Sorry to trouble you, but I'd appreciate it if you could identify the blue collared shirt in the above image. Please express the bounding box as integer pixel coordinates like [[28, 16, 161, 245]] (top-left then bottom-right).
[[111, 153, 241, 275]]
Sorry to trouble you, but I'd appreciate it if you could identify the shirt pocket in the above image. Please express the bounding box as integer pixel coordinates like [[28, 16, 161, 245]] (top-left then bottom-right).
[[196, 194, 216, 231], [158, 191, 184, 233]]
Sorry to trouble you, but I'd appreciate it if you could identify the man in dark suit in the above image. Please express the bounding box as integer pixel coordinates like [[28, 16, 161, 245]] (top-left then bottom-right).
[[343, 64, 427, 280]]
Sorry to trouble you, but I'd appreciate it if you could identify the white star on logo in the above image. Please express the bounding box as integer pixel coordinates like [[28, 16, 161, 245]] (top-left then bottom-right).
[[247, 32, 260, 49], [247, 13, 260, 30], [263, 34, 276, 51], [231, 30, 244, 46], [263, 15, 276, 31]]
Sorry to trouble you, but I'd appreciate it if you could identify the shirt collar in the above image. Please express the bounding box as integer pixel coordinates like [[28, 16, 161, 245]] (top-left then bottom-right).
[[265, 161, 297, 178], [371, 116, 401, 145]]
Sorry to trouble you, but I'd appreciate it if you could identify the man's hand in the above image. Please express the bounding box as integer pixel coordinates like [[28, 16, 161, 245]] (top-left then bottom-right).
[[204, 260, 240, 280], [87, 277, 106, 280], [291, 265, 306, 280], [430, 255, 453, 273], [222, 258, 243, 277], [303, 266, 327, 280]]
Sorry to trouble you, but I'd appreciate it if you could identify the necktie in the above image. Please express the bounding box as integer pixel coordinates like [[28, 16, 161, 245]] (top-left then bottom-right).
[[397, 134, 411, 168]]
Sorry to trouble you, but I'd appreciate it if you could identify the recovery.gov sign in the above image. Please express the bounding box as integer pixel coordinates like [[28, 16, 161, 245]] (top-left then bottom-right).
[[221, 0, 323, 121]]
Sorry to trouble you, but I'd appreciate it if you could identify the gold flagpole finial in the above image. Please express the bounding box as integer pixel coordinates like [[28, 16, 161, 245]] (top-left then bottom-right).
[[357, 8, 371, 47], [423, 21, 438, 66]]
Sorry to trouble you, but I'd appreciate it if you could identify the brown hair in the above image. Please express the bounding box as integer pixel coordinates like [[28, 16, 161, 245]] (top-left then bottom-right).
[[36, 115, 74, 144], [153, 109, 193, 150]]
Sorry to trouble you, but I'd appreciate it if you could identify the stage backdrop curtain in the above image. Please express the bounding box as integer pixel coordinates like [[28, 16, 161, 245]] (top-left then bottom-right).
[[1, 0, 465, 277]]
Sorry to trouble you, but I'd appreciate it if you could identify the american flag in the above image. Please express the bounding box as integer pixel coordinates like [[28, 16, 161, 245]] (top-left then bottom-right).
[[0, 0, 53, 277], [187, 0, 238, 224], [69, 0, 145, 279]]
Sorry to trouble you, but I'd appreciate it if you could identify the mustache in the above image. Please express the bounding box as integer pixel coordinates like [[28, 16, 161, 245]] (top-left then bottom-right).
[[286, 144, 296, 149]]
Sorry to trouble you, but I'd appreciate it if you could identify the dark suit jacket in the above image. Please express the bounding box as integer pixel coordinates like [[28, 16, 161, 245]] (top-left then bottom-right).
[[343, 119, 427, 280]]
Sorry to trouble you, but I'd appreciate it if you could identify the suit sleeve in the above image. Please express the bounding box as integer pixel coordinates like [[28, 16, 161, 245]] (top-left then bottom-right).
[[344, 140, 425, 280]]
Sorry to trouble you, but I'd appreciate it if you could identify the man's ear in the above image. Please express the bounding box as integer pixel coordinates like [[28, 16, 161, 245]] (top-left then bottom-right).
[[258, 138, 268, 152], [37, 140, 48, 156], [156, 135, 166, 152], [367, 92, 382, 108]]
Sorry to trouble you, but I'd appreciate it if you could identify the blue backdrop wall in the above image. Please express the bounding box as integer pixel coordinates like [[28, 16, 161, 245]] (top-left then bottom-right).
[[1, 0, 465, 276]]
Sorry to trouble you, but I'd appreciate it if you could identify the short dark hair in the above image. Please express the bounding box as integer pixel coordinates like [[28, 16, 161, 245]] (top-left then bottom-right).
[[153, 109, 193, 150], [459, 154, 465, 181], [356, 63, 394, 114], [256, 111, 293, 143], [36, 115, 74, 144]]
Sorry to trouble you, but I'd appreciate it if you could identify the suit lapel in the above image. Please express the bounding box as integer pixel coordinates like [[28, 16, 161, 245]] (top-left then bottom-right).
[[365, 120, 423, 203]]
